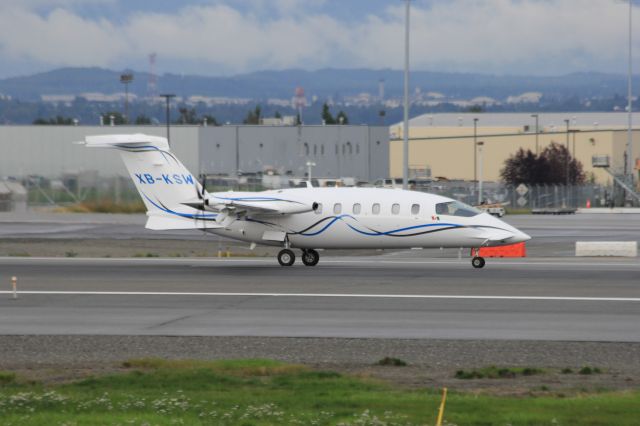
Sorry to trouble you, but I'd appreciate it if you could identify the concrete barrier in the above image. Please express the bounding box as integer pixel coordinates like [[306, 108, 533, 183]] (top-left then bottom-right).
[[577, 208, 640, 214], [575, 241, 638, 257]]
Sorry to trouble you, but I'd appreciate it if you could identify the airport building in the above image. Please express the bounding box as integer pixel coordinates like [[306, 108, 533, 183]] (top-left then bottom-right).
[[0, 125, 389, 183], [390, 113, 640, 186]]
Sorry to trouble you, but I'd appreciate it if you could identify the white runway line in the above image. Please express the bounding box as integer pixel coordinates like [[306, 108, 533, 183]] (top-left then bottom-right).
[[1, 256, 639, 268], [1, 291, 639, 302]]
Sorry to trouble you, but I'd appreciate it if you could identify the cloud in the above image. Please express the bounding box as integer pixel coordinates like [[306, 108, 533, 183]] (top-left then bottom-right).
[[0, 0, 636, 77]]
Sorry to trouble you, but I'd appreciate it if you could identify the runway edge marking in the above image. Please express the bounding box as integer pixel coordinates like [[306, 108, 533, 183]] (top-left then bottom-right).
[[1, 291, 639, 302]]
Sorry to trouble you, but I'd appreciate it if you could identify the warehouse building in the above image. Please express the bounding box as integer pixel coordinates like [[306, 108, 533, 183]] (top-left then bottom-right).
[[0, 125, 389, 184], [390, 113, 640, 186]]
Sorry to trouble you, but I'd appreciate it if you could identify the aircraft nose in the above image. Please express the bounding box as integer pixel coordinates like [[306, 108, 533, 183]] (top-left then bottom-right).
[[510, 230, 531, 243]]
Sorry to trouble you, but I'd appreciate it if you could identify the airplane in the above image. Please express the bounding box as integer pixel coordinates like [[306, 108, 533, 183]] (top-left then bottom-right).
[[82, 133, 531, 269]]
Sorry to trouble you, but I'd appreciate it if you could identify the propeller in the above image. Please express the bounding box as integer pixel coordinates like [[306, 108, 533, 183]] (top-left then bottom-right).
[[194, 173, 208, 230]]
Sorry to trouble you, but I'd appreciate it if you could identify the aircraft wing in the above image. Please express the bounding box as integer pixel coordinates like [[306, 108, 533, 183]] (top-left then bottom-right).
[[207, 192, 316, 215]]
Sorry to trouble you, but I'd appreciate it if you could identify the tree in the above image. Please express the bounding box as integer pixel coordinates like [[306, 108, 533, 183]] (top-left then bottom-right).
[[539, 142, 585, 185], [135, 114, 151, 125], [336, 110, 349, 125], [321, 102, 335, 124], [243, 105, 262, 124], [274, 111, 282, 119], [201, 114, 219, 126], [500, 142, 585, 186], [178, 107, 198, 124], [33, 116, 74, 125]]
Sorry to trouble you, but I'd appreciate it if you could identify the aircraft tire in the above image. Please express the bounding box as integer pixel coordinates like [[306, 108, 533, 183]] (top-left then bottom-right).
[[277, 249, 296, 266], [471, 256, 486, 269], [301, 249, 320, 266]]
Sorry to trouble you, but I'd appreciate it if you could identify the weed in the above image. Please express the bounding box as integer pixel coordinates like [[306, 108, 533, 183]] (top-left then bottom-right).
[[376, 357, 407, 367], [579, 366, 602, 375], [0, 371, 16, 385], [65, 250, 78, 258], [455, 366, 544, 380], [561, 368, 573, 374]]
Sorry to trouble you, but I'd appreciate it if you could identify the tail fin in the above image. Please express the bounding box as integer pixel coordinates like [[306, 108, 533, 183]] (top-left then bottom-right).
[[83, 134, 219, 230]]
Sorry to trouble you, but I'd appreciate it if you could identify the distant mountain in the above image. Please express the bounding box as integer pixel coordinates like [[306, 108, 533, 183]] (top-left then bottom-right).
[[0, 67, 637, 101]]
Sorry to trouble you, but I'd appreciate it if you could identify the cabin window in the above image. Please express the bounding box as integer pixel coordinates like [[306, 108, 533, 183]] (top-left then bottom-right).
[[315, 203, 323, 214], [411, 204, 420, 215], [353, 203, 361, 214], [391, 203, 400, 215], [435, 201, 480, 217], [334, 203, 342, 214], [372, 203, 380, 215]]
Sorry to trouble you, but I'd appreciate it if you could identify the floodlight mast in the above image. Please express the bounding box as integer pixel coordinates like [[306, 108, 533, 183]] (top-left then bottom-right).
[[120, 73, 134, 124], [402, 0, 410, 190], [160, 94, 176, 146]]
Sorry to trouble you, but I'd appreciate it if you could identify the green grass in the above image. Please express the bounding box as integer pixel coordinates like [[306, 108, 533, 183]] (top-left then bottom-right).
[[0, 359, 638, 425]]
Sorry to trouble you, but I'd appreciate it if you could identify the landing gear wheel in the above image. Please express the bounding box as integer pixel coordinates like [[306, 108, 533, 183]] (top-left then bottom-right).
[[301, 249, 320, 266], [471, 256, 486, 269], [277, 249, 295, 266]]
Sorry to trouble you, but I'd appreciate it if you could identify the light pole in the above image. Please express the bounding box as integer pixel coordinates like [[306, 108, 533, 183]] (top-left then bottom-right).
[[473, 118, 478, 192], [402, 0, 411, 190], [477, 141, 484, 205], [306, 161, 316, 184], [160, 94, 176, 146], [531, 114, 539, 154], [626, 0, 634, 186], [564, 119, 570, 187], [120, 72, 133, 124]]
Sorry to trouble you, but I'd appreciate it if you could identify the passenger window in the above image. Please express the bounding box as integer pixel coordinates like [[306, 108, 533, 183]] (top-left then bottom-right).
[[315, 203, 322, 214], [334, 203, 342, 214], [353, 203, 361, 214], [372, 203, 380, 215], [411, 204, 420, 215], [391, 203, 400, 215]]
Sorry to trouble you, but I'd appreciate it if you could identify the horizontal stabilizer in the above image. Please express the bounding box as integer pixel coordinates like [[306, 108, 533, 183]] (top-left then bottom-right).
[[145, 215, 223, 231], [83, 134, 169, 150]]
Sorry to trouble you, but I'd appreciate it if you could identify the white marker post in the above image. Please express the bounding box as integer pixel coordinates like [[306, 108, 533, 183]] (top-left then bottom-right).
[[11, 276, 17, 299]]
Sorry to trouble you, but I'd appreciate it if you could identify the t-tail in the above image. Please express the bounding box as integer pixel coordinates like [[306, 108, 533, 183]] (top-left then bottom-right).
[[83, 134, 219, 230]]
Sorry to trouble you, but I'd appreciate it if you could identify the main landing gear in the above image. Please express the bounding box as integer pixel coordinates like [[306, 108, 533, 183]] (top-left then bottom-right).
[[277, 249, 320, 266]]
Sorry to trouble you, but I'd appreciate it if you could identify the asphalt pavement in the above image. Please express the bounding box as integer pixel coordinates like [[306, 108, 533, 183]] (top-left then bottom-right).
[[0, 256, 638, 342]]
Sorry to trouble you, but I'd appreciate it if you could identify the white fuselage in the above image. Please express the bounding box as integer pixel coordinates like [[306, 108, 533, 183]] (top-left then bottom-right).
[[207, 187, 530, 250]]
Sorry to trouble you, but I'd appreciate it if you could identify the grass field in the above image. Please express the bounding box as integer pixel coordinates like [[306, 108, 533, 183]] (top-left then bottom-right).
[[1, 359, 639, 425]]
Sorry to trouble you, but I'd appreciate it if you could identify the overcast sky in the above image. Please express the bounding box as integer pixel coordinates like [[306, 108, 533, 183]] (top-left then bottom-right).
[[0, 0, 637, 78]]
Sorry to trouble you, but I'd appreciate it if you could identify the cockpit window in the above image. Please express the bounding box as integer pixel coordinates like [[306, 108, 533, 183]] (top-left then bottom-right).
[[435, 201, 480, 217]]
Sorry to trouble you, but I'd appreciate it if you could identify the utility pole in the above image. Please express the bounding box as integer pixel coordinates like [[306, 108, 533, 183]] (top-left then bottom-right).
[[531, 114, 539, 154], [473, 118, 478, 183], [160, 94, 176, 146], [402, 0, 411, 190]]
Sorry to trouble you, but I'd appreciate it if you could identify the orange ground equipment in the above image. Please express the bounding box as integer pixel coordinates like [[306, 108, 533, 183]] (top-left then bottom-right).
[[473, 242, 527, 258]]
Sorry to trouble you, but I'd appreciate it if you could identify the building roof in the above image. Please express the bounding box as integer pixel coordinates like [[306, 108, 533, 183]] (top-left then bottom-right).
[[395, 112, 640, 129]]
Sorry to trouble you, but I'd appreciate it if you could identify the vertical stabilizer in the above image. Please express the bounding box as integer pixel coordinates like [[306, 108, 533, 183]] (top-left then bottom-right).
[[83, 134, 219, 230]]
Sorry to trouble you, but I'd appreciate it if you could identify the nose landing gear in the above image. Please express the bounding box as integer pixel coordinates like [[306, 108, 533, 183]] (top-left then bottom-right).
[[471, 256, 486, 269], [470, 248, 486, 269]]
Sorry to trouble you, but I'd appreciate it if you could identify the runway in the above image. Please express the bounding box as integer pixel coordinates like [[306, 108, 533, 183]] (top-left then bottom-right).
[[1, 256, 639, 342]]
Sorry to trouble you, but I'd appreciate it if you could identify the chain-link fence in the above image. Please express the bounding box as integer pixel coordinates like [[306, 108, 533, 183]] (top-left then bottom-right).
[[7, 172, 635, 212]]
